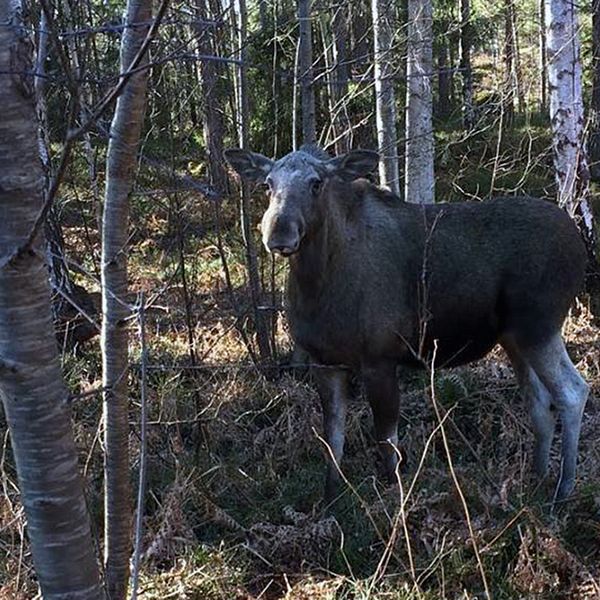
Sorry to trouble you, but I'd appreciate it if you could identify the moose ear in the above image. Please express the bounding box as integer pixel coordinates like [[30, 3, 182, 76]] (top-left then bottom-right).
[[224, 149, 274, 182], [326, 150, 379, 182]]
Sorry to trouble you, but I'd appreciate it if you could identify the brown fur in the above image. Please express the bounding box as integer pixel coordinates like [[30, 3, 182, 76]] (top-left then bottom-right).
[[224, 146, 588, 502], [287, 180, 586, 370]]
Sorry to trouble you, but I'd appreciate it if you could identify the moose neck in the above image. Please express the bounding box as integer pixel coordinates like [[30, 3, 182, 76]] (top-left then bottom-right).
[[287, 185, 349, 302]]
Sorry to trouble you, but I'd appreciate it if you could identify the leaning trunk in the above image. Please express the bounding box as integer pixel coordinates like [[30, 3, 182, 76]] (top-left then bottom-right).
[[503, 0, 516, 125], [405, 0, 434, 204], [101, 1, 153, 598], [0, 2, 103, 597], [371, 0, 400, 194], [234, 0, 273, 363]]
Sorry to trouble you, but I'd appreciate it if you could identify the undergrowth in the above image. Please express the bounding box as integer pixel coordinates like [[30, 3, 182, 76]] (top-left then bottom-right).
[[1, 121, 600, 598]]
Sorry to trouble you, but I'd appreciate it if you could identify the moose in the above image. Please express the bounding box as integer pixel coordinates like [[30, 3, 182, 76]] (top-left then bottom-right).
[[225, 145, 589, 502]]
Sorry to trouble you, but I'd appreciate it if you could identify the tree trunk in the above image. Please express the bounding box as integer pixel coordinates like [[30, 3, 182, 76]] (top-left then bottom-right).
[[590, 0, 600, 181], [459, 0, 474, 128], [331, 3, 351, 153], [502, 0, 515, 127], [234, 0, 273, 364], [539, 0, 547, 113], [405, 0, 434, 204], [195, 0, 228, 194], [258, 0, 268, 31], [511, 2, 525, 113], [101, 1, 153, 598], [43, 1, 99, 350], [545, 0, 595, 247], [436, 16, 451, 118], [371, 0, 400, 194], [297, 0, 316, 145], [0, 2, 103, 597]]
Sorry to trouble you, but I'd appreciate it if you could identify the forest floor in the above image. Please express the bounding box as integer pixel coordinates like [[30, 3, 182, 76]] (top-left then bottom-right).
[[2, 121, 600, 598]]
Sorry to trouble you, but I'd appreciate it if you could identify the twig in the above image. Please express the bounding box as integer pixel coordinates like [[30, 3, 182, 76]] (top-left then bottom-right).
[[130, 292, 149, 600], [17, 1, 173, 269], [68, 0, 171, 144]]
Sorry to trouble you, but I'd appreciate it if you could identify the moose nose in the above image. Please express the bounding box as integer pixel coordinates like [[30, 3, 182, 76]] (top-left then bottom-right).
[[267, 241, 299, 256]]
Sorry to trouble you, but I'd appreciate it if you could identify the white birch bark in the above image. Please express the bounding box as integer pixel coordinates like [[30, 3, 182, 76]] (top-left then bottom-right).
[[101, 1, 152, 598], [405, 0, 434, 204], [371, 0, 400, 194], [0, 1, 103, 597], [545, 0, 594, 239]]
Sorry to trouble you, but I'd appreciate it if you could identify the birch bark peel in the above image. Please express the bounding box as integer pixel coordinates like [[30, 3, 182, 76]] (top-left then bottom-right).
[[0, 3, 103, 598], [101, 1, 152, 597]]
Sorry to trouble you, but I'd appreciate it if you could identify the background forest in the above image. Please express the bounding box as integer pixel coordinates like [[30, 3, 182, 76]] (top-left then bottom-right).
[[1, 0, 600, 598]]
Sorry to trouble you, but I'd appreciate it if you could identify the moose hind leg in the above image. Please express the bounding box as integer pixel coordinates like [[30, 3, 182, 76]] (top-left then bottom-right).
[[520, 334, 589, 499], [362, 361, 400, 482], [314, 367, 350, 502], [529, 374, 556, 479], [503, 339, 556, 479]]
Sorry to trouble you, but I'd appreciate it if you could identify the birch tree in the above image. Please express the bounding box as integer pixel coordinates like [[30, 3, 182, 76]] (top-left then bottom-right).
[[297, 0, 316, 145], [101, 1, 153, 597], [544, 0, 594, 245], [371, 0, 400, 194], [405, 0, 434, 204], [0, 1, 103, 597], [503, 0, 524, 122]]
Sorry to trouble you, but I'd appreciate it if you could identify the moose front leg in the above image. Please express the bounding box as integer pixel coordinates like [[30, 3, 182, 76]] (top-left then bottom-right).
[[363, 360, 400, 482], [314, 366, 350, 503]]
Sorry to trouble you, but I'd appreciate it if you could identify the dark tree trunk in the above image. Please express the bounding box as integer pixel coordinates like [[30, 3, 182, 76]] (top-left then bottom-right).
[[195, 0, 228, 195], [331, 3, 351, 153], [297, 0, 316, 145], [539, 0, 548, 113], [459, 0, 474, 128], [436, 17, 451, 118], [590, 0, 600, 180]]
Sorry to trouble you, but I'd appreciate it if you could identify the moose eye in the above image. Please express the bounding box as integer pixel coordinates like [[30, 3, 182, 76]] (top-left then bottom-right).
[[311, 179, 322, 196]]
